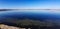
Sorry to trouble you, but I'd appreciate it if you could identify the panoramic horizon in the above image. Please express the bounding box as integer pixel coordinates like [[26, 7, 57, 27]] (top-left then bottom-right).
[[0, 0, 60, 9], [0, 0, 60, 29]]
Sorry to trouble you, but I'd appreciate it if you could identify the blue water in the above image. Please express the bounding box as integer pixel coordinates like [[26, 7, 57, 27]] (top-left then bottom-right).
[[0, 10, 60, 29], [0, 10, 60, 24], [0, 10, 60, 19]]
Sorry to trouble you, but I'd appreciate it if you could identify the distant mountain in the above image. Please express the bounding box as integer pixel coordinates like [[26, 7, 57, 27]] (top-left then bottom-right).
[[0, 9, 10, 11], [0, 9, 17, 11]]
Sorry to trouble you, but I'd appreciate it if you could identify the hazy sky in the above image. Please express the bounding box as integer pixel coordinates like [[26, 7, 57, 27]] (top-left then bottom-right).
[[0, 0, 60, 9]]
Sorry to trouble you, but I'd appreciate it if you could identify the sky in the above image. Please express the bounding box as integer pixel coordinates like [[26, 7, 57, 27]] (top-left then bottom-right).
[[0, 0, 60, 9]]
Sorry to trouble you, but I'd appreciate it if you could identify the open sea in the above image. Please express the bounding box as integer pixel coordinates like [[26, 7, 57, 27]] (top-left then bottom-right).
[[0, 10, 60, 29]]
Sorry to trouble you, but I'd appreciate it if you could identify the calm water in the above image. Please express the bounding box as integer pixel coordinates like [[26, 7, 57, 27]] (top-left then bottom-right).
[[0, 10, 60, 19], [0, 10, 60, 29], [0, 10, 60, 25]]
